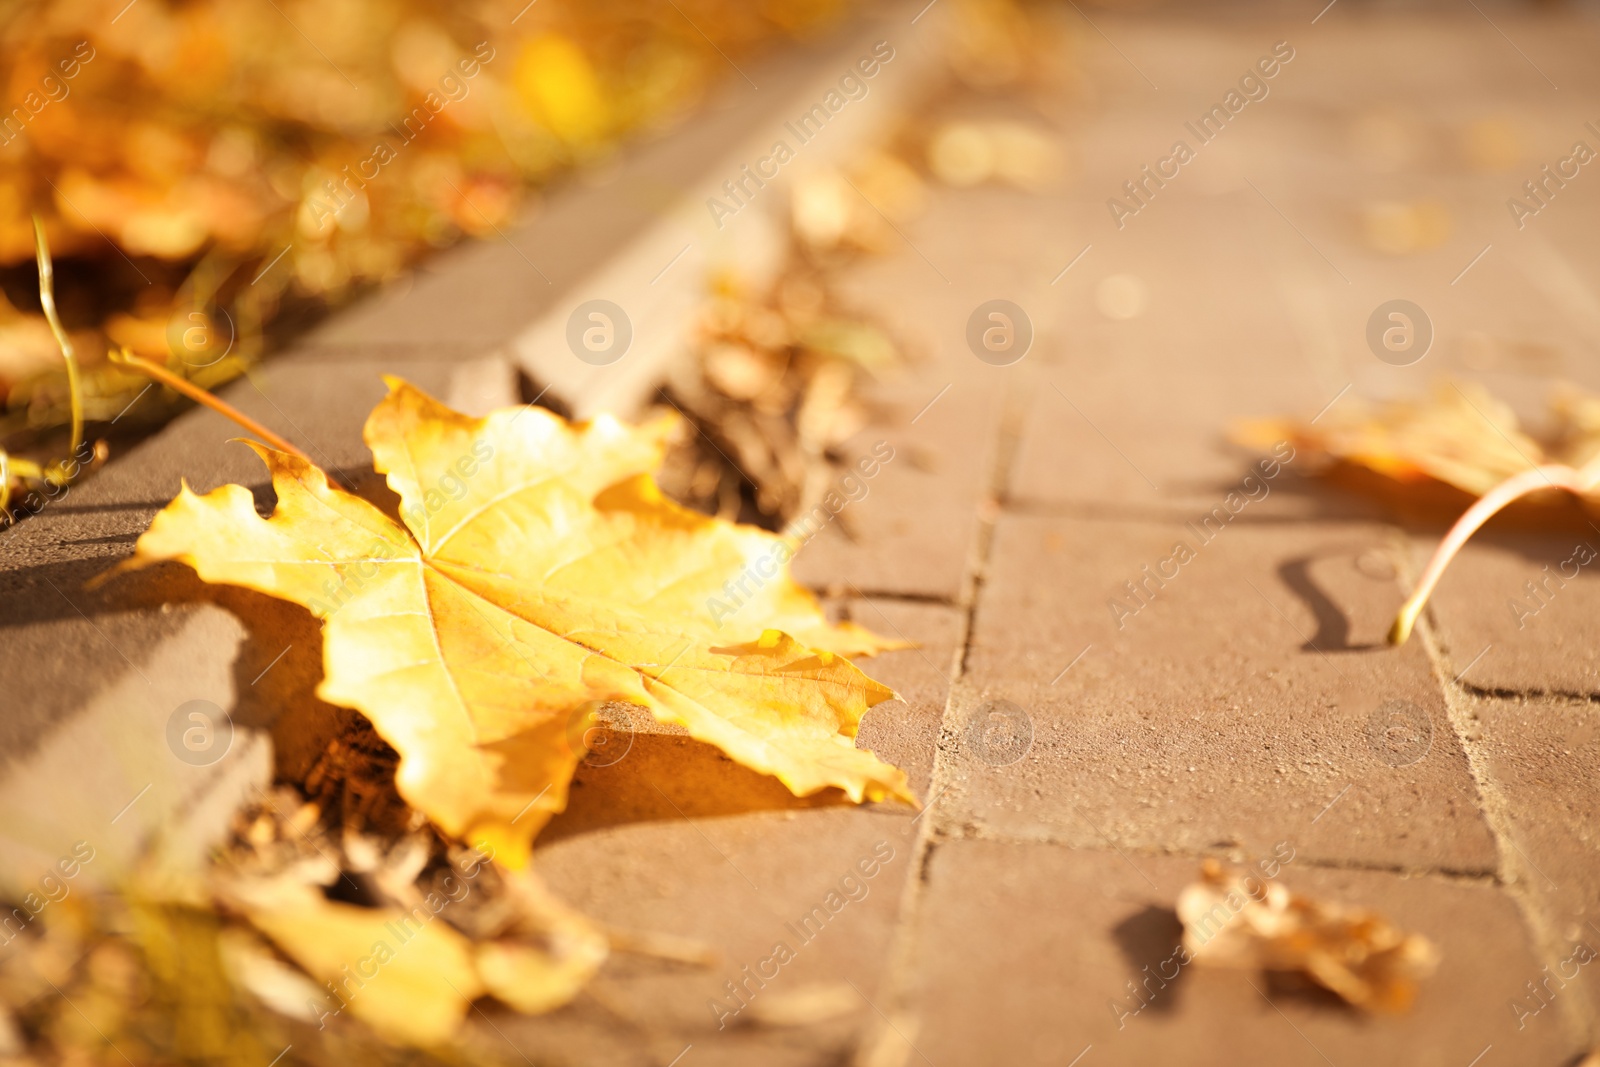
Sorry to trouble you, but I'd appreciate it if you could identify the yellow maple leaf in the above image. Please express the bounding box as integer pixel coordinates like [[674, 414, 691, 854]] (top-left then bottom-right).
[[133, 379, 913, 868]]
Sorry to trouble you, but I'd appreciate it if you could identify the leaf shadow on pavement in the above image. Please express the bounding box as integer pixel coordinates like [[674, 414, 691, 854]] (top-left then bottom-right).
[[1111, 905, 1191, 1017], [1111, 904, 1361, 1019], [538, 731, 854, 848], [1277, 551, 1383, 654]]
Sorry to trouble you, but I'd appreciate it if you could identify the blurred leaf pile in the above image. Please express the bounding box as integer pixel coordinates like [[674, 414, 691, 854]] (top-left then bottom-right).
[[657, 0, 1075, 530], [659, 256, 903, 526], [0, 1, 1077, 1061], [0, 0, 850, 483], [0, 866, 530, 1067]]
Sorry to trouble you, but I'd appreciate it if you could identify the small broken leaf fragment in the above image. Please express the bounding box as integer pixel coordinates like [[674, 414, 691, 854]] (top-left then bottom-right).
[[132, 380, 914, 868], [477, 941, 602, 1015], [1177, 859, 1439, 1012], [234, 883, 484, 1045], [226, 872, 605, 1044], [473, 870, 609, 1015], [746, 981, 863, 1027]]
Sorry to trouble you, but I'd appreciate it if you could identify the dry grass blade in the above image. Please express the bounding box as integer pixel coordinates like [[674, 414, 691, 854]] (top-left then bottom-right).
[[32, 214, 82, 475]]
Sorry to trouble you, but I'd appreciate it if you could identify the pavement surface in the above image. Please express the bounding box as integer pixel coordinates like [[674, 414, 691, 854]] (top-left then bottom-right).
[[5, 3, 1600, 1066], [525, 6, 1600, 1065]]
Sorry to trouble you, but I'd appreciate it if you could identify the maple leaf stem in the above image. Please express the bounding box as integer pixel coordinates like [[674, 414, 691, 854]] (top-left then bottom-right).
[[107, 347, 313, 463], [1390, 460, 1600, 645]]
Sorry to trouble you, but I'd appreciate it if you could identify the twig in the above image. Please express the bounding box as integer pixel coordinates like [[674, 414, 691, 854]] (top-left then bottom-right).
[[107, 348, 313, 463], [601, 924, 718, 966], [1390, 459, 1600, 644]]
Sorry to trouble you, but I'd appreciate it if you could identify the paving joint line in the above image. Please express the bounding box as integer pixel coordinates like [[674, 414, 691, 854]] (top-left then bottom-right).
[[808, 586, 961, 609], [928, 823, 1501, 885], [1395, 534, 1600, 1046], [851, 363, 1030, 1061], [1454, 679, 1600, 706]]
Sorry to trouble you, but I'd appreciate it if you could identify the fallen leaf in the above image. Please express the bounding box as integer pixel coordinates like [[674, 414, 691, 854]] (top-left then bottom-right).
[[746, 980, 862, 1027], [470, 869, 609, 1016], [232, 882, 486, 1045], [1358, 198, 1451, 256], [216, 925, 332, 1025], [232, 873, 605, 1044], [1237, 379, 1600, 501], [1460, 116, 1523, 172], [133, 380, 913, 868], [1177, 859, 1439, 1012], [1242, 379, 1600, 643]]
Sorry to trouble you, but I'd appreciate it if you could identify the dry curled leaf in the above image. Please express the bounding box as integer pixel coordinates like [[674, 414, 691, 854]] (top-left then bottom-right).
[[1178, 859, 1439, 1012], [1238, 379, 1600, 502], [132, 379, 913, 868], [1242, 380, 1600, 643], [231, 883, 486, 1045], [222, 871, 605, 1044]]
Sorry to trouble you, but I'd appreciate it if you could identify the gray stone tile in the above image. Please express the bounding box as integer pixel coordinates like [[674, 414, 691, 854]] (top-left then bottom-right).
[[903, 839, 1578, 1067], [955, 513, 1497, 872], [1409, 528, 1600, 697]]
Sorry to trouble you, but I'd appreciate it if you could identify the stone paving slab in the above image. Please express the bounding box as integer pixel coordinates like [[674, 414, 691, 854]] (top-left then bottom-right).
[[901, 839, 1579, 1067], [1467, 690, 1600, 1029], [789, 374, 1003, 603], [1003, 196, 1330, 509], [1405, 528, 1600, 698], [530, 805, 918, 1065], [958, 512, 1498, 872], [6, 3, 1600, 1061], [842, 599, 962, 801]]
